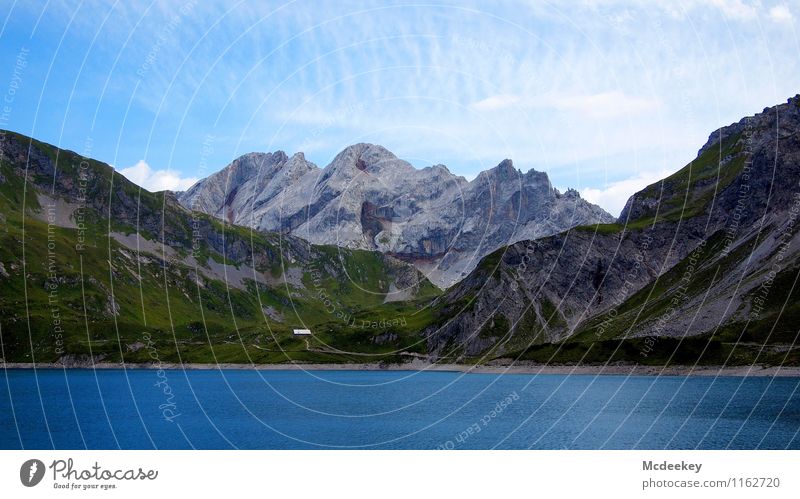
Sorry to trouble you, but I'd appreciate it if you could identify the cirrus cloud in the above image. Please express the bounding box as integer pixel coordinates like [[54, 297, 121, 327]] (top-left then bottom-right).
[[471, 94, 523, 111], [471, 91, 662, 120]]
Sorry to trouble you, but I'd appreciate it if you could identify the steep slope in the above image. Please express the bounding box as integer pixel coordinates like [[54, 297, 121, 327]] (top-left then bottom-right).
[[426, 94, 800, 365], [0, 130, 438, 364], [180, 150, 317, 224], [179, 144, 613, 288]]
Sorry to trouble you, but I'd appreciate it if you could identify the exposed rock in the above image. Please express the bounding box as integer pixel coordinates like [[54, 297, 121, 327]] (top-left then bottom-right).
[[56, 354, 108, 367], [427, 95, 800, 358], [32, 193, 79, 228], [126, 342, 145, 352], [179, 144, 613, 287]]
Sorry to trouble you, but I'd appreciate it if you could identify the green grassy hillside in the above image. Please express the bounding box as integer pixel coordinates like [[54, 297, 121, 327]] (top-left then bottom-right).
[[0, 130, 439, 365]]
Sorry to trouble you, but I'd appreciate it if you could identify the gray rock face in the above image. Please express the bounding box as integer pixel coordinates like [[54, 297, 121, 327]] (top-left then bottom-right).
[[179, 151, 316, 224], [426, 94, 800, 358], [179, 144, 614, 288]]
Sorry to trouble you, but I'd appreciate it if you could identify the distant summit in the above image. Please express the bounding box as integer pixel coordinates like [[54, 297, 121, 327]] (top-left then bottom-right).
[[179, 144, 613, 287]]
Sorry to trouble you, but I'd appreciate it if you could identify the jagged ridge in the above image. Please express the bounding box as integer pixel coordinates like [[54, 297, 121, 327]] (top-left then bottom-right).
[[178, 143, 614, 288], [425, 94, 800, 365]]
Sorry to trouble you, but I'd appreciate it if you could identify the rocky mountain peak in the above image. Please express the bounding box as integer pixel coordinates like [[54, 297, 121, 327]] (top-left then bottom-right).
[[475, 158, 521, 185], [426, 163, 451, 174], [497, 158, 515, 170], [180, 143, 613, 287], [271, 150, 289, 163], [562, 187, 581, 199], [326, 143, 405, 174], [696, 93, 800, 158], [620, 93, 800, 223], [283, 152, 317, 178], [492, 158, 517, 175]]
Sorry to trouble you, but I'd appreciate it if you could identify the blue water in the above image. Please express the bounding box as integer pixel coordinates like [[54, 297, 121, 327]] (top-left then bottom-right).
[[1, 369, 798, 449]]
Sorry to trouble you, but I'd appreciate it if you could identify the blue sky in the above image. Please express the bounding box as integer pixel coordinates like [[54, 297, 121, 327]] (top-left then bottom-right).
[[0, 0, 798, 215]]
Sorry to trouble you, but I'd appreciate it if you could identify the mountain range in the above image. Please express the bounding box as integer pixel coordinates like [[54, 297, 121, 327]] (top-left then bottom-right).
[[1, 93, 798, 366], [178, 144, 613, 288]]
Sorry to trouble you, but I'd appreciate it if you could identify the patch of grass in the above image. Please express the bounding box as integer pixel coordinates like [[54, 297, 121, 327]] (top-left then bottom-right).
[[479, 314, 509, 339], [507, 336, 782, 366], [0, 131, 442, 364], [626, 132, 745, 224], [571, 229, 758, 341]]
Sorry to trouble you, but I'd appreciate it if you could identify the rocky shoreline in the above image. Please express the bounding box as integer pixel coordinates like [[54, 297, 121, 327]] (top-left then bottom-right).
[[3, 360, 799, 376]]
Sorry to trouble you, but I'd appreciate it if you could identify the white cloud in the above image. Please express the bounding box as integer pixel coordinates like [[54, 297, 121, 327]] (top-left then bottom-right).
[[550, 91, 662, 119], [117, 160, 199, 192], [768, 4, 794, 23], [577, 0, 760, 20], [470, 91, 661, 119], [471, 94, 522, 111], [580, 169, 671, 217], [60, 0, 796, 199], [708, 0, 758, 20]]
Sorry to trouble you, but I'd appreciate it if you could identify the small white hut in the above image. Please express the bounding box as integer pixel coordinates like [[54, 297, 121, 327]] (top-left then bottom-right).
[[293, 328, 312, 336]]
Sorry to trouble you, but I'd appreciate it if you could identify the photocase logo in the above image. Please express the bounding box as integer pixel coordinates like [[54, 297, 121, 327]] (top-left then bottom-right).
[[20, 459, 45, 487]]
